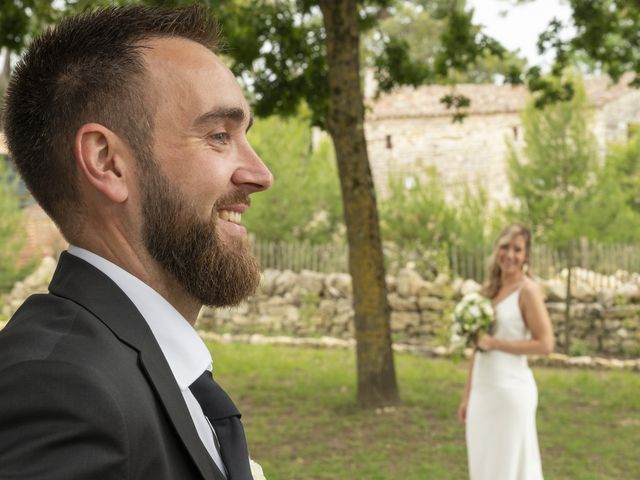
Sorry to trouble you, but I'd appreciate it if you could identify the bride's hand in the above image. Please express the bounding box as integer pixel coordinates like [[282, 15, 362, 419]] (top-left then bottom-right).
[[476, 333, 494, 351], [457, 400, 468, 423]]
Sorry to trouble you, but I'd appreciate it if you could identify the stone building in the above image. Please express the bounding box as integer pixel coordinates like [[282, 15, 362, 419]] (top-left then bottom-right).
[[364, 74, 640, 203]]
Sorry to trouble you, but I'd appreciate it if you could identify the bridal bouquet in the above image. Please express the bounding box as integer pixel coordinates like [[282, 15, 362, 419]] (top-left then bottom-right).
[[451, 292, 494, 349]]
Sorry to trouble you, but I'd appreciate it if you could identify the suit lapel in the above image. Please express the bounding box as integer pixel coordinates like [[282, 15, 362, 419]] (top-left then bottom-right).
[[48, 252, 225, 480]]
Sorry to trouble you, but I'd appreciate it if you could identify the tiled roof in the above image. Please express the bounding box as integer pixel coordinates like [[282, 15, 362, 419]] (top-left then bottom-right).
[[366, 73, 639, 120]]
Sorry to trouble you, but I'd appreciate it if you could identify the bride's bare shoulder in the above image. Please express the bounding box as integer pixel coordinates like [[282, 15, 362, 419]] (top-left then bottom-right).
[[521, 277, 543, 300]]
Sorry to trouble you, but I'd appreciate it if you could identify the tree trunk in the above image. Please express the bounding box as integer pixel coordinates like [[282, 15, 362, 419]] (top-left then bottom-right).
[[318, 0, 399, 408]]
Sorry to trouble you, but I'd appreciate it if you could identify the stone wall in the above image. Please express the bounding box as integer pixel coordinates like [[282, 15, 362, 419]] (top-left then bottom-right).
[[365, 112, 523, 203], [199, 269, 457, 345], [2, 258, 639, 358], [199, 268, 640, 358]]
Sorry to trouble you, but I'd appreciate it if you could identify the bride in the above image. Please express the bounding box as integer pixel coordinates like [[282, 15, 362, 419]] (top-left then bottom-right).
[[458, 224, 555, 480]]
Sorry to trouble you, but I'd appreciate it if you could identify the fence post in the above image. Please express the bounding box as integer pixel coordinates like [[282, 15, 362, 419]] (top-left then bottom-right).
[[564, 240, 574, 355], [451, 245, 458, 279], [580, 237, 589, 269]]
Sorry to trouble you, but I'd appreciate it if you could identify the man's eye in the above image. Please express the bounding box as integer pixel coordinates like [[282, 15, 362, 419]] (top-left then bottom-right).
[[210, 132, 230, 144]]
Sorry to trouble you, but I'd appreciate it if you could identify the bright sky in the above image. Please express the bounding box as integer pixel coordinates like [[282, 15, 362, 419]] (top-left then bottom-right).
[[467, 0, 574, 68]]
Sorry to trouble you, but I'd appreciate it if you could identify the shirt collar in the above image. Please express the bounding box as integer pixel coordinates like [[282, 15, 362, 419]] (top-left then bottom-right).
[[67, 245, 212, 390]]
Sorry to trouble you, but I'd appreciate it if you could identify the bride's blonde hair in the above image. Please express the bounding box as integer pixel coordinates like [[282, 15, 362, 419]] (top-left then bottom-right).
[[483, 223, 532, 299]]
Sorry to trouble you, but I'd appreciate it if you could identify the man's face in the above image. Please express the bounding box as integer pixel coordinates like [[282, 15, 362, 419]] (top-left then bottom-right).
[[137, 38, 272, 307]]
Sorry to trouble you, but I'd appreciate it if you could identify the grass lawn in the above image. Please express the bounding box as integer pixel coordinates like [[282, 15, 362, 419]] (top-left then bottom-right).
[[208, 341, 640, 480]]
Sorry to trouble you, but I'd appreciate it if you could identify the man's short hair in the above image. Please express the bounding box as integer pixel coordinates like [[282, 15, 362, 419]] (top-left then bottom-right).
[[3, 6, 220, 238]]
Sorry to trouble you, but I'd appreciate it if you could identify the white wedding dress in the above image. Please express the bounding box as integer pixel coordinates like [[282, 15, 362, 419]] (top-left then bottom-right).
[[466, 289, 544, 480]]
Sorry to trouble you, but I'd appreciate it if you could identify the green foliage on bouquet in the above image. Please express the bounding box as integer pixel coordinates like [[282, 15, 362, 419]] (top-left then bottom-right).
[[451, 292, 494, 349]]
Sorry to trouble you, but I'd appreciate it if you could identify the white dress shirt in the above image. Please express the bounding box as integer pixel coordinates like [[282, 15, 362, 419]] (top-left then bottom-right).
[[67, 246, 227, 477]]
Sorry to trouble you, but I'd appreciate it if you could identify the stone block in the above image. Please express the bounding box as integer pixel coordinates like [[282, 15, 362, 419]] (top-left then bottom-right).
[[259, 269, 280, 296], [606, 304, 640, 320], [434, 273, 450, 286], [616, 328, 629, 339], [259, 302, 299, 323], [390, 312, 420, 332], [546, 302, 567, 314], [413, 323, 435, 335], [298, 270, 325, 296], [334, 314, 352, 327], [396, 268, 424, 297], [414, 281, 436, 298], [385, 275, 397, 293], [540, 280, 566, 301], [572, 281, 597, 303], [616, 283, 640, 302], [325, 273, 352, 298], [427, 279, 453, 299], [417, 296, 449, 313], [388, 293, 418, 312], [597, 288, 616, 306], [420, 310, 444, 326], [319, 299, 336, 316], [274, 270, 298, 296], [335, 299, 354, 315]]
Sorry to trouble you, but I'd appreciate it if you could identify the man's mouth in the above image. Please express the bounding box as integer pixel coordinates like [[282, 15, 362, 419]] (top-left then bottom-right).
[[218, 209, 242, 225]]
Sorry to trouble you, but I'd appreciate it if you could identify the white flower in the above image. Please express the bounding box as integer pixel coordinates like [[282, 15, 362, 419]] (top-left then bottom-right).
[[451, 292, 494, 349], [249, 459, 266, 480], [463, 292, 480, 302]]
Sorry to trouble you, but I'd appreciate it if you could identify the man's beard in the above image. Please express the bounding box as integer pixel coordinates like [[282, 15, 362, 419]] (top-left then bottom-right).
[[140, 165, 260, 308]]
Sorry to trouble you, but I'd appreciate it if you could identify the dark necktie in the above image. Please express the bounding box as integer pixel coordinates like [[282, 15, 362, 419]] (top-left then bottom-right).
[[189, 371, 253, 480]]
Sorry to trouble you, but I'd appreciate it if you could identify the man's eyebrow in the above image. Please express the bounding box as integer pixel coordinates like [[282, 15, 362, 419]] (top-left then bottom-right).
[[194, 107, 254, 132]]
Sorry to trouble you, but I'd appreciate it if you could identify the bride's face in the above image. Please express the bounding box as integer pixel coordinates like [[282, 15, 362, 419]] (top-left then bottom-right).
[[496, 234, 527, 275]]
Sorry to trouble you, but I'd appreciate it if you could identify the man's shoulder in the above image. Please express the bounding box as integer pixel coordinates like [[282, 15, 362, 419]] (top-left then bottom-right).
[[1, 292, 82, 343], [0, 292, 129, 372]]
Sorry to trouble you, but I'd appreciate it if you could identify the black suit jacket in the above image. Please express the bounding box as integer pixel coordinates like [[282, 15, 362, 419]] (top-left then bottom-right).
[[0, 252, 226, 480]]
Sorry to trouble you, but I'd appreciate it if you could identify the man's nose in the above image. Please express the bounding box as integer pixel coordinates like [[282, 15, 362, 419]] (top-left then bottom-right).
[[232, 143, 273, 193]]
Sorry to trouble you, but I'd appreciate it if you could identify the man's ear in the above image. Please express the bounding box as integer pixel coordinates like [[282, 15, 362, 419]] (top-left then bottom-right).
[[75, 123, 131, 203]]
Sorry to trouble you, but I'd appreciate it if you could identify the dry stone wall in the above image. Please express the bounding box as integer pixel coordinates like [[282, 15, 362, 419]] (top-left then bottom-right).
[[199, 268, 459, 345], [2, 259, 639, 358], [199, 268, 640, 358]]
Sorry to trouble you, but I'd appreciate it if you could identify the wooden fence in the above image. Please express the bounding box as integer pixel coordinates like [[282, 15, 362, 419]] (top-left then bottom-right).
[[452, 241, 640, 288], [252, 238, 348, 273], [253, 238, 640, 287]]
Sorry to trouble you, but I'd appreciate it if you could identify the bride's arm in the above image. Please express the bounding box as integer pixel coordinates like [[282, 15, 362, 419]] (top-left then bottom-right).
[[476, 280, 555, 355]]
